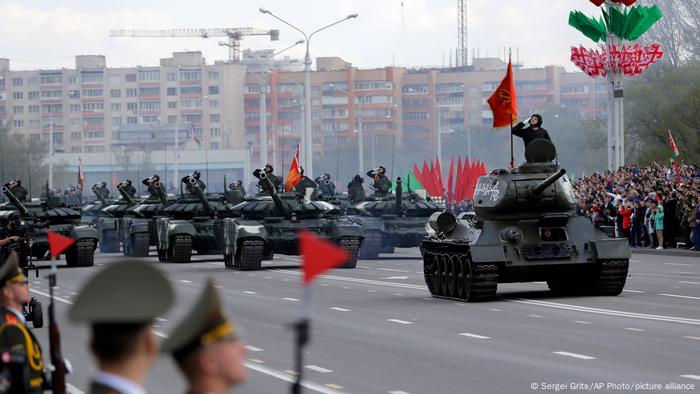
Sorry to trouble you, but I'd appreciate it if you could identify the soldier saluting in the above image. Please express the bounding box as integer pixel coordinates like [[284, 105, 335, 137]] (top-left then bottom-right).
[[4, 180, 28, 202], [366, 166, 391, 196], [253, 164, 281, 194], [315, 173, 336, 197], [118, 180, 138, 199], [181, 171, 207, 195], [511, 114, 552, 147]]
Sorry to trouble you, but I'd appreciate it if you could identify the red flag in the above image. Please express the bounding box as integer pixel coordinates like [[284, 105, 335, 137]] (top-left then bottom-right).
[[420, 162, 437, 196], [446, 154, 455, 203], [668, 130, 680, 157], [462, 159, 472, 200], [412, 164, 431, 195], [77, 159, 85, 192], [454, 155, 463, 201], [299, 230, 349, 284], [486, 58, 518, 128], [111, 171, 120, 189], [48, 231, 75, 259], [285, 144, 302, 192], [435, 158, 445, 199]]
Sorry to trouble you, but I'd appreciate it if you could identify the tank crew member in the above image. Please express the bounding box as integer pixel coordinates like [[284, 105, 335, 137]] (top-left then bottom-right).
[[142, 174, 167, 198], [295, 167, 318, 200], [366, 166, 392, 196], [120, 179, 138, 198], [347, 175, 366, 204], [69, 261, 174, 394], [94, 181, 111, 199], [315, 173, 336, 197], [229, 180, 246, 197], [511, 114, 552, 147], [227, 180, 246, 205], [253, 164, 281, 194], [0, 254, 49, 393], [0, 212, 27, 268], [163, 279, 247, 394], [4, 179, 28, 202], [182, 171, 207, 195]]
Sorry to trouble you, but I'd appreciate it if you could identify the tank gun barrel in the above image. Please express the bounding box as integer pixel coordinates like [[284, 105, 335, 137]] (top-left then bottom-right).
[[91, 184, 108, 205], [395, 177, 403, 214], [258, 171, 288, 216], [182, 176, 212, 214], [116, 183, 136, 205], [1, 186, 29, 216], [530, 169, 566, 198]]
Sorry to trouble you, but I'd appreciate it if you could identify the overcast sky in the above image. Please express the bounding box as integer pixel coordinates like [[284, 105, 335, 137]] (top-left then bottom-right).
[[1, 0, 603, 72]]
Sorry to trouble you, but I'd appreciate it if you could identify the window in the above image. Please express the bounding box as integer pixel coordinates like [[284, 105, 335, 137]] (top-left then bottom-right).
[[13, 120, 24, 128], [321, 96, 348, 105], [13, 106, 23, 114], [127, 116, 138, 125], [28, 91, 40, 100], [41, 90, 63, 98], [167, 72, 177, 81], [127, 102, 138, 111], [142, 115, 159, 123], [180, 70, 201, 80], [436, 83, 464, 93], [71, 147, 81, 153], [71, 132, 81, 140], [83, 130, 105, 139], [354, 81, 392, 90], [83, 117, 103, 126], [403, 84, 428, 94], [209, 99, 218, 108], [167, 87, 177, 96], [69, 104, 80, 112], [561, 85, 588, 94], [28, 105, 39, 113], [209, 114, 220, 123], [68, 76, 78, 84], [210, 142, 219, 150], [138, 70, 160, 81], [68, 90, 80, 99], [208, 71, 219, 81], [81, 72, 103, 83], [167, 101, 177, 109], [402, 99, 429, 108], [139, 87, 160, 96], [208, 86, 219, 95], [167, 115, 177, 124], [111, 103, 122, 111], [358, 95, 392, 104], [70, 118, 81, 126], [30, 133, 41, 141], [109, 75, 122, 84], [139, 101, 160, 111], [40, 74, 63, 84], [111, 117, 121, 126], [183, 114, 202, 123], [180, 86, 202, 95], [43, 104, 62, 113], [209, 128, 221, 136], [278, 83, 303, 94], [81, 88, 103, 97], [12, 92, 23, 100], [110, 89, 121, 98], [180, 99, 202, 108], [83, 102, 104, 112], [12, 78, 23, 87], [126, 88, 138, 97], [125, 74, 137, 82], [403, 112, 429, 120]]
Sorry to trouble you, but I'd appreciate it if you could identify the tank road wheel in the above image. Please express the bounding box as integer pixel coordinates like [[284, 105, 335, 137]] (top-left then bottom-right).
[[446, 255, 458, 297], [432, 254, 442, 296], [423, 252, 437, 295], [130, 233, 150, 257], [463, 256, 499, 302], [591, 259, 629, 296], [235, 239, 265, 271], [65, 239, 95, 267], [168, 234, 193, 263], [29, 299, 43, 329], [358, 231, 382, 260], [454, 255, 466, 299], [338, 237, 361, 269], [100, 230, 120, 253], [439, 255, 450, 296]]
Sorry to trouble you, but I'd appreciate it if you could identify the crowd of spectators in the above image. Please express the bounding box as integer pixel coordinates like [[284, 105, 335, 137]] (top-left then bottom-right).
[[573, 162, 700, 251]]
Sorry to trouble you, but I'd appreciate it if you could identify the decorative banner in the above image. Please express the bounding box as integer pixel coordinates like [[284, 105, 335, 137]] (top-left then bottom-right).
[[569, 11, 607, 43], [570, 5, 662, 43], [570, 43, 664, 77], [590, 0, 638, 7]]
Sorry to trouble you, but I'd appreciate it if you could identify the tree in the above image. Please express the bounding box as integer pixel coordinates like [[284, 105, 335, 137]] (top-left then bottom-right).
[[0, 124, 53, 198]]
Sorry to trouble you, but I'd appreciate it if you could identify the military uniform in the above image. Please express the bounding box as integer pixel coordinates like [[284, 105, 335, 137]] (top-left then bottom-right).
[[253, 169, 281, 195], [121, 183, 137, 198], [95, 186, 111, 200], [347, 176, 366, 204], [181, 176, 206, 195], [315, 176, 336, 197], [295, 176, 319, 200], [366, 170, 392, 196], [0, 257, 48, 393], [5, 184, 28, 203], [69, 261, 174, 394]]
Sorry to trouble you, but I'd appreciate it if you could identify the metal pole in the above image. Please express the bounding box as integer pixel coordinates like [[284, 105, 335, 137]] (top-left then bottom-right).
[[48, 114, 54, 190], [260, 74, 268, 167], [358, 100, 364, 176], [174, 122, 179, 183], [467, 124, 471, 161], [435, 99, 441, 163], [303, 44, 313, 175]]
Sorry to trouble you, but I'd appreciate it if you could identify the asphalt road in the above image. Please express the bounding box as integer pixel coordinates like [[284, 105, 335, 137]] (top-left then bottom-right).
[[25, 248, 700, 394]]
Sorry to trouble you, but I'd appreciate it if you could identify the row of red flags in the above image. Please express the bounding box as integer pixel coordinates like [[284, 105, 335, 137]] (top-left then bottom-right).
[[412, 155, 487, 203]]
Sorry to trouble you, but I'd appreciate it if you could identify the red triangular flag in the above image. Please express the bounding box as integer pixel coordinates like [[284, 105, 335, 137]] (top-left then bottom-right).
[[48, 231, 75, 259], [446, 154, 455, 203], [462, 158, 472, 200], [455, 155, 463, 201], [434, 158, 445, 199], [420, 162, 435, 196], [299, 230, 349, 285]]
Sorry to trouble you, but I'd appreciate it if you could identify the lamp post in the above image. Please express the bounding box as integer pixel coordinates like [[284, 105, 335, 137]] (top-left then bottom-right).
[[328, 84, 363, 176], [260, 7, 358, 177], [275, 73, 306, 172]]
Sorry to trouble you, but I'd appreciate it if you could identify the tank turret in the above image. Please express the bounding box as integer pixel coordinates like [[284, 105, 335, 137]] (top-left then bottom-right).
[[1, 186, 29, 216], [258, 171, 289, 217], [116, 182, 136, 205], [184, 176, 212, 215]]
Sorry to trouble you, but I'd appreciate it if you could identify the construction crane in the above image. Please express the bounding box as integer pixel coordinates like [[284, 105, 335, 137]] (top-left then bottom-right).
[[110, 28, 280, 63]]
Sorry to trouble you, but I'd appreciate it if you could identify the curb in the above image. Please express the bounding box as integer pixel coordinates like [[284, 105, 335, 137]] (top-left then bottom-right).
[[632, 248, 700, 258]]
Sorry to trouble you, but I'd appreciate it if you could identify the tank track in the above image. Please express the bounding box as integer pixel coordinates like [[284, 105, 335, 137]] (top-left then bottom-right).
[[358, 231, 382, 260], [592, 258, 629, 295], [232, 239, 265, 271], [423, 250, 498, 302], [65, 239, 95, 267], [338, 237, 361, 269], [169, 234, 193, 263], [131, 233, 150, 257], [100, 230, 120, 253]]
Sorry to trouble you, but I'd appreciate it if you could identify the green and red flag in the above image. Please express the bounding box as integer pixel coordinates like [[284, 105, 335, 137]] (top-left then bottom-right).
[[668, 130, 679, 157]]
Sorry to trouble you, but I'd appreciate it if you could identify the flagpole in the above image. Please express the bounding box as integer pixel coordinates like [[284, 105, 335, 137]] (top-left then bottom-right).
[[508, 49, 515, 170], [292, 285, 311, 394]]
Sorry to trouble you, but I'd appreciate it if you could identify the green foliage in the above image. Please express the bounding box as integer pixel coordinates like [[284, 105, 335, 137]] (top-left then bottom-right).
[[0, 126, 52, 198]]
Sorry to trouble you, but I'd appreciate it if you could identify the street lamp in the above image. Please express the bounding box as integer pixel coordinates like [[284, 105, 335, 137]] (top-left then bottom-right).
[[260, 7, 358, 177], [328, 84, 364, 176]]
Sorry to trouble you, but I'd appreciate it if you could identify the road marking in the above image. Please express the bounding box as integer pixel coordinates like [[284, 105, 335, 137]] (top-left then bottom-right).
[[573, 320, 592, 325], [389, 391, 413, 394], [622, 289, 645, 293], [246, 345, 264, 352], [387, 319, 412, 325], [375, 267, 411, 273], [672, 271, 695, 275], [265, 276, 272, 279], [625, 328, 645, 332], [34, 293, 342, 394], [678, 281, 699, 285], [459, 333, 490, 339], [393, 293, 404, 296], [686, 336, 700, 341], [422, 297, 434, 301], [680, 375, 700, 381], [489, 308, 503, 312], [382, 276, 409, 280], [325, 384, 343, 390], [244, 291, 258, 295], [285, 370, 297, 375], [305, 365, 333, 373], [250, 358, 265, 364], [320, 284, 329, 287], [367, 290, 377, 293], [666, 263, 693, 266], [659, 293, 700, 301], [342, 286, 351, 290], [69, 292, 79, 295], [283, 297, 299, 302], [156, 317, 168, 322], [529, 314, 543, 318], [331, 307, 351, 312], [271, 269, 426, 290], [180, 279, 192, 283], [67, 383, 85, 394], [33, 281, 41, 285], [30, 289, 74, 305], [553, 351, 596, 360]]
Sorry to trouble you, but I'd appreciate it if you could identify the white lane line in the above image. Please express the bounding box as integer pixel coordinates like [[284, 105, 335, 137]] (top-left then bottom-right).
[[244, 291, 258, 295], [459, 333, 490, 339], [680, 375, 700, 381], [678, 281, 699, 285], [283, 297, 299, 302], [686, 336, 700, 341], [342, 286, 351, 290], [67, 383, 85, 394], [34, 291, 341, 394], [393, 293, 404, 296], [375, 267, 411, 273], [553, 351, 596, 360], [30, 289, 74, 305], [672, 271, 695, 275], [382, 276, 409, 280], [630, 260, 640, 263], [330, 307, 351, 312], [528, 314, 543, 318], [245, 345, 264, 352], [180, 279, 192, 283], [666, 263, 693, 266], [270, 269, 426, 290], [659, 293, 700, 301], [156, 317, 168, 322], [387, 319, 412, 325], [489, 308, 503, 312], [305, 365, 333, 373], [250, 358, 265, 364], [326, 384, 343, 390], [625, 328, 645, 332], [389, 391, 413, 394], [573, 321, 592, 325], [622, 289, 645, 293]]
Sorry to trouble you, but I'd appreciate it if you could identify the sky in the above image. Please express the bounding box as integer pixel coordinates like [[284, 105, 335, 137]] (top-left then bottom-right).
[[0, 0, 603, 72]]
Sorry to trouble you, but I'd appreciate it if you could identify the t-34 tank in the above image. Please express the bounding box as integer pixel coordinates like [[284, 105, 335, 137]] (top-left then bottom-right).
[[422, 139, 630, 301], [155, 176, 231, 263], [94, 182, 140, 253], [1, 184, 98, 267], [222, 171, 364, 270], [352, 178, 444, 259]]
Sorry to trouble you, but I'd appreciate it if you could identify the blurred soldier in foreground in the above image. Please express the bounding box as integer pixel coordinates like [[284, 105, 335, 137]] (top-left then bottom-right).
[[315, 173, 336, 197], [163, 279, 247, 394], [0, 255, 48, 393], [69, 261, 174, 394], [253, 164, 281, 194], [4, 180, 28, 202], [347, 175, 366, 204], [366, 166, 391, 196], [295, 167, 318, 200]]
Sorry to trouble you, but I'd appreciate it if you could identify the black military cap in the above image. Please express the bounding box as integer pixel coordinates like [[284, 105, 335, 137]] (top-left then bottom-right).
[[69, 261, 174, 323], [162, 278, 238, 359], [0, 253, 27, 287]]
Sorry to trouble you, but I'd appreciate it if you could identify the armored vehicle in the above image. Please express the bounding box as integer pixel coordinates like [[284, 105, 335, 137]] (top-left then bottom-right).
[[222, 172, 364, 270], [350, 178, 444, 259], [155, 176, 231, 263], [421, 139, 630, 301], [91, 183, 139, 252], [0, 185, 98, 267], [118, 178, 171, 257]]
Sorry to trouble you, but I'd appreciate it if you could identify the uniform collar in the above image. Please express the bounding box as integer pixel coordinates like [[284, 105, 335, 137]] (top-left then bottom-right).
[[94, 371, 148, 394], [8, 307, 26, 324]]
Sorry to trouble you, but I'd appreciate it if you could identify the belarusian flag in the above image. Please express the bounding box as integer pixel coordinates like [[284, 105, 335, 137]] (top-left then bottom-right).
[[668, 130, 680, 157], [284, 144, 302, 192]]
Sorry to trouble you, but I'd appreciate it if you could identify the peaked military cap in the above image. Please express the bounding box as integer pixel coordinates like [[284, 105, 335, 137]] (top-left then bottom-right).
[[69, 261, 174, 323], [0, 253, 27, 287], [162, 278, 238, 358]]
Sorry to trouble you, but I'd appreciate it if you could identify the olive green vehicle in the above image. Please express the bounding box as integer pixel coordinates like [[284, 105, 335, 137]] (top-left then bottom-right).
[[1, 185, 98, 267], [91, 183, 140, 253], [222, 172, 364, 270], [118, 179, 172, 257], [422, 139, 630, 302], [155, 177, 231, 263]]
